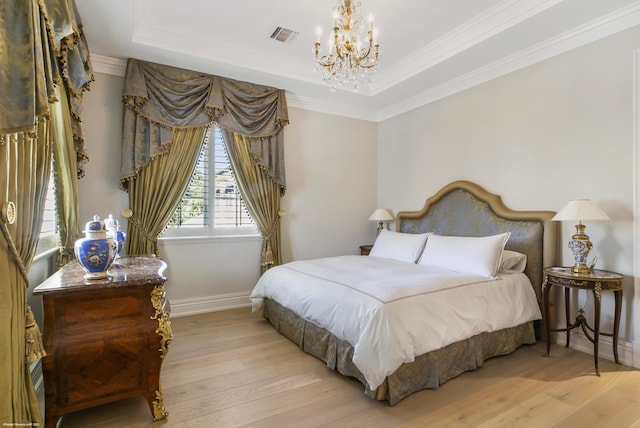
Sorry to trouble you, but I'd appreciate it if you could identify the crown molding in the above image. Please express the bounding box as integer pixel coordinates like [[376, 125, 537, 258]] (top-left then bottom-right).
[[285, 93, 377, 122], [91, 54, 127, 76], [377, 1, 640, 122], [371, 0, 563, 94]]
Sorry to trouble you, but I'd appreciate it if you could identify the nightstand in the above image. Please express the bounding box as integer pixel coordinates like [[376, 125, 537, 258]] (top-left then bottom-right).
[[542, 266, 623, 375], [360, 244, 373, 255]]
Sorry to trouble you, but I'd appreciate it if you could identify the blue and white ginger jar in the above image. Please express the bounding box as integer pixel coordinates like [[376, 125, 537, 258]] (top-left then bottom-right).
[[75, 215, 117, 280]]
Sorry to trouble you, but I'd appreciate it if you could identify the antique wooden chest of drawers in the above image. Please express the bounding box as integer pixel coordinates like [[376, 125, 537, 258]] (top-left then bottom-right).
[[33, 255, 172, 428]]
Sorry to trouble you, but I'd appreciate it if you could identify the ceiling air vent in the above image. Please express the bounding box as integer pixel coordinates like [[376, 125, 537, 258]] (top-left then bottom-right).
[[270, 27, 299, 43]]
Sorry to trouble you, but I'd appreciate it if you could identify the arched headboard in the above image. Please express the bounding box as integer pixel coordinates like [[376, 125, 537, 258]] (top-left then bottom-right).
[[396, 181, 558, 335]]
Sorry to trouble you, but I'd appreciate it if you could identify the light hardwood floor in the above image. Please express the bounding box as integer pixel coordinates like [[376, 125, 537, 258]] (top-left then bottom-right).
[[57, 308, 640, 428]]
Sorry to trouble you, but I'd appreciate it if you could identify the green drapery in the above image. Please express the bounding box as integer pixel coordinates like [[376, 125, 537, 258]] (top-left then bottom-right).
[[120, 59, 289, 268], [220, 130, 283, 274], [125, 127, 207, 256], [0, 0, 93, 424], [51, 83, 81, 266]]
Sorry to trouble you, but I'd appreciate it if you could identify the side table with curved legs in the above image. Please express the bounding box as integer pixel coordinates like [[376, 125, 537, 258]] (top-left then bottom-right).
[[542, 266, 623, 376]]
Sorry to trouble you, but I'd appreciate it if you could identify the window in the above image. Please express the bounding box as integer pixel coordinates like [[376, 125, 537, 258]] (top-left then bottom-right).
[[163, 127, 257, 237], [37, 166, 58, 254]]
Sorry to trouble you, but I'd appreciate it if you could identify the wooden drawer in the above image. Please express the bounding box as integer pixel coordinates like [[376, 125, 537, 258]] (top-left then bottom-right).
[[54, 330, 147, 409], [49, 288, 149, 335]]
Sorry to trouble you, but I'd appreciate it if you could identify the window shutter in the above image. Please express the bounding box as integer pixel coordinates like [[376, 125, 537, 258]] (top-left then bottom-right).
[[39, 168, 57, 237], [213, 128, 253, 227], [165, 127, 255, 234]]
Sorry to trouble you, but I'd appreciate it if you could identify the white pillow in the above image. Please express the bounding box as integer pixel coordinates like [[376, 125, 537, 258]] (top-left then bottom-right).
[[500, 250, 527, 273], [369, 230, 430, 263], [418, 232, 511, 278]]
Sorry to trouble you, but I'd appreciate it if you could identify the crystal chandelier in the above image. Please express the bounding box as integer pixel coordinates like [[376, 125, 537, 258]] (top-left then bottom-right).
[[313, 0, 380, 91]]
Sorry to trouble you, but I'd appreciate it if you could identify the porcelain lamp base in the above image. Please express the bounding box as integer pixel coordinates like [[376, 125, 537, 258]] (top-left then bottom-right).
[[568, 223, 593, 274]]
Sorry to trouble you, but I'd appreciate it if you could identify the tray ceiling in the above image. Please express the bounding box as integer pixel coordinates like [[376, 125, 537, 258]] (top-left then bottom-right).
[[77, 0, 640, 121]]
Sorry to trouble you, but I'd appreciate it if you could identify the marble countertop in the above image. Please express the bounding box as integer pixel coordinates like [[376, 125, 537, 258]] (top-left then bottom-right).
[[33, 255, 167, 295], [544, 266, 623, 281]]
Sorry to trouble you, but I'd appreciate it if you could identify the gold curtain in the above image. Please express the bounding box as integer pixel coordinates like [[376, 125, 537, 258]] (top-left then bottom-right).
[[125, 127, 208, 256], [0, 123, 51, 426], [50, 84, 81, 266], [220, 130, 283, 274]]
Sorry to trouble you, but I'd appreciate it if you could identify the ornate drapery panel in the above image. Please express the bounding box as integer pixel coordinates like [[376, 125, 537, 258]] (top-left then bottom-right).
[[0, 0, 93, 177], [120, 58, 288, 193]]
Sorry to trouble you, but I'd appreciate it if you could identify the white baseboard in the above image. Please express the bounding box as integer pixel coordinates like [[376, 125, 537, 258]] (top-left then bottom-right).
[[554, 330, 635, 368], [633, 341, 640, 368], [169, 292, 252, 317]]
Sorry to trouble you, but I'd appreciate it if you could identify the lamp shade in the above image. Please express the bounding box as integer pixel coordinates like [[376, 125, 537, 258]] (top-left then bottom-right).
[[551, 199, 610, 222], [369, 208, 394, 221]]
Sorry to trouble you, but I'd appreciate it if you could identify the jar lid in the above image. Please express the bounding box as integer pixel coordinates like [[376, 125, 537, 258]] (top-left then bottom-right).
[[85, 215, 104, 232]]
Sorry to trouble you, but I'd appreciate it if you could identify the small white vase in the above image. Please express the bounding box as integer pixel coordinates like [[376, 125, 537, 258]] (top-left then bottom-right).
[[105, 213, 126, 256]]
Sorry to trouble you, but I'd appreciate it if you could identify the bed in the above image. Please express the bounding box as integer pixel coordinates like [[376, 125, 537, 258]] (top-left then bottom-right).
[[250, 180, 557, 405]]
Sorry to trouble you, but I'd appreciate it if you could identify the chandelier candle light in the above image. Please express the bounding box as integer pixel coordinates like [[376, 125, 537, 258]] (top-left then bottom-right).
[[314, 0, 380, 91]]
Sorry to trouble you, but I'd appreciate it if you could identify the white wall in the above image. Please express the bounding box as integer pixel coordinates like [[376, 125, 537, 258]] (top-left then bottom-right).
[[78, 73, 129, 227], [378, 26, 640, 364], [281, 108, 378, 261], [79, 75, 378, 316]]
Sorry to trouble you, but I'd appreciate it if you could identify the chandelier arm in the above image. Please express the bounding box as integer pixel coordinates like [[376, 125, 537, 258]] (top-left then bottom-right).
[[317, 55, 336, 67], [354, 42, 373, 62]]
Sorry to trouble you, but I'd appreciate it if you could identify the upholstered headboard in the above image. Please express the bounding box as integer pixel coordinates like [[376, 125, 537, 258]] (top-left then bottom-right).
[[396, 181, 558, 313]]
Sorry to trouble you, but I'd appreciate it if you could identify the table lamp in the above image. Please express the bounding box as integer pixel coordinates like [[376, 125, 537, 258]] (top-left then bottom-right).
[[369, 208, 394, 234], [551, 199, 611, 274]]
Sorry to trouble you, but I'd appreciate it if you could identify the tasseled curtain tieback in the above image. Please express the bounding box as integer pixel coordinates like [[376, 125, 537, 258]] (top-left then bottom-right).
[[261, 237, 274, 267], [1, 201, 47, 362], [260, 210, 285, 267], [25, 305, 46, 362], [122, 208, 159, 257]]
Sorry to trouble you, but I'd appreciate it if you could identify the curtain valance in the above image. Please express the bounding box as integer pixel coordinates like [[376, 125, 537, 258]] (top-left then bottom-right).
[[120, 59, 289, 192], [0, 0, 92, 177]]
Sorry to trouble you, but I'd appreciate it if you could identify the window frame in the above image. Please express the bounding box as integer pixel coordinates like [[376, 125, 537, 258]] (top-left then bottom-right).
[[161, 127, 258, 239]]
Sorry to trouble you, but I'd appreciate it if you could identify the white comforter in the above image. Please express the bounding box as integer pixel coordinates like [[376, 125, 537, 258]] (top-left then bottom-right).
[[250, 255, 541, 391]]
